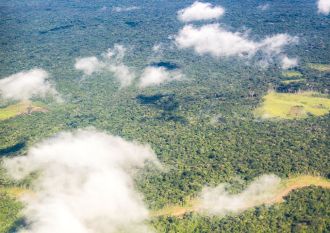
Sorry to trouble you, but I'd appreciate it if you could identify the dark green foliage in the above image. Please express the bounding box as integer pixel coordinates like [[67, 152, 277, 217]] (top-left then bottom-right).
[[0, 194, 23, 233]]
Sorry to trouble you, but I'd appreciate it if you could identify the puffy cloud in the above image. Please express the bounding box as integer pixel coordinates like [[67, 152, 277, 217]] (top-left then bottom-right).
[[108, 64, 136, 87], [175, 24, 258, 57], [0, 68, 58, 101], [139, 66, 184, 88], [257, 3, 270, 11], [318, 0, 330, 15], [281, 56, 298, 69], [112, 6, 140, 13], [74, 44, 136, 87], [177, 1, 225, 22], [174, 24, 298, 66], [74, 57, 103, 75], [4, 129, 159, 233], [199, 175, 281, 215]]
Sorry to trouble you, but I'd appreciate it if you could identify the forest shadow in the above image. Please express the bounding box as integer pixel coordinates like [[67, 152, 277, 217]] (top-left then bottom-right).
[[150, 61, 180, 71], [0, 141, 26, 157], [136, 94, 186, 124]]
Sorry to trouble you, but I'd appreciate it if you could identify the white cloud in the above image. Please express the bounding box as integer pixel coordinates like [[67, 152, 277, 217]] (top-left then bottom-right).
[[103, 45, 136, 87], [75, 57, 103, 75], [74, 45, 136, 87], [4, 129, 159, 233], [177, 1, 225, 22], [139, 67, 183, 88], [175, 24, 258, 57], [199, 175, 281, 215], [152, 44, 163, 53], [281, 56, 298, 69], [0, 68, 58, 101], [259, 34, 298, 56], [257, 3, 270, 11], [174, 24, 298, 67], [103, 44, 127, 61], [109, 64, 136, 87], [100, 6, 108, 11], [75, 45, 186, 88], [318, 0, 330, 15], [112, 6, 140, 13]]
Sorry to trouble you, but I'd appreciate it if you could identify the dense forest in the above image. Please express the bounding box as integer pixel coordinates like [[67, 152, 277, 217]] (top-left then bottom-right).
[[0, 0, 329, 232]]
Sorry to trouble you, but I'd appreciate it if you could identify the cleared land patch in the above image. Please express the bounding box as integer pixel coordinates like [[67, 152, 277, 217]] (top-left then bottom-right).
[[254, 91, 330, 119], [0, 187, 30, 198], [152, 175, 330, 217], [307, 63, 330, 72], [0, 101, 46, 121], [281, 71, 303, 78], [281, 79, 305, 84]]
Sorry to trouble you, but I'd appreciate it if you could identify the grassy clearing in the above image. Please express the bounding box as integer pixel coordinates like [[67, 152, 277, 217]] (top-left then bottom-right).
[[152, 175, 330, 217], [152, 200, 198, 218], [307, 63, 330, 72], [281, 79, 305, 84], [0, 187, 31, 199], [0, 101, 46, 121], [281, 71, 303, 78], [254, 91, 330, 119]]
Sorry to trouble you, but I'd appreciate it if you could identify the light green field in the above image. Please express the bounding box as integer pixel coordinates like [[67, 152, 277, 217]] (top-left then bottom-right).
[[254, 91, 330, 119], [281, 71, 303, 78], [0, 187, 30, 198], [0, 101, 46, 121], [307, 63, 330, 72], [281, 79, 305, 84]]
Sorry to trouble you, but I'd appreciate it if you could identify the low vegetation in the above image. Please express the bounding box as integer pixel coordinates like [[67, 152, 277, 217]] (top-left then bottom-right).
[[281, 79, 305, 84], [254, 91, 330, 119], [281, 71, 303, 78], [307, 63, 330, 72], [0, 101, 46, 121]]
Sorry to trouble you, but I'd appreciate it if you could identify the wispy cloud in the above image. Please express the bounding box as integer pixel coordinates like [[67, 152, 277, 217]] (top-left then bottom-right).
[[112, 6, 140, 13], [318, 0, 330, 15], [75, 44, 185, 88], [74, 44, 136, 87], [0, 68, 59, 101], [177, 1, 225, 22], [199, 175, 281, 215], [103, 45, 136, 87], [4, 129, 159, 233], [257, 3, 270, 11]]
